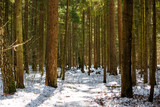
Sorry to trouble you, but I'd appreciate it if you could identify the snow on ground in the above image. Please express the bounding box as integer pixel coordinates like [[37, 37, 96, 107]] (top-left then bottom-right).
[[0, 66, 160, 107]]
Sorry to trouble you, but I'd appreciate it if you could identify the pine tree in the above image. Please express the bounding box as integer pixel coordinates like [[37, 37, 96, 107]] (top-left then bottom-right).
[[103, 0, 107, 83], [132, 0, 136, 86], [148, 0, 156, 102], [24, 0, 29, 74], [121, 0, 133, 98], [0, 0, 16, 94], [39, 0, 45, 75], [15, 0, 25, 88], [109, 0, 117, 75], [118, 0, 122, 74], [45, 0, 58, 87]]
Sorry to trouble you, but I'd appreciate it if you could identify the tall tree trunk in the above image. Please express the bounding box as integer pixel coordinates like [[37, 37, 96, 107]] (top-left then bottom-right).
[[144, 0, 149, 83], [109, 0, 117, 75], [132, 0, 136, 86], [101, 14, 104, 68], [15, 0, 25, 88], [88, 4, 91, 75], [39, 0, 45, 75], [121, 0, 133, 98], [141, 0, 144, 77], [24, 0, 29, 74], [94, 13, 97, 69], [148, 0, 156, 102], [82, 9, 85, 73], [45, 0, 58, 87], [32, 0, 38, 72], [107, 0, 110, 73], [118, 0, 122, 74], [103, 0, 107, 83], [97, 15, 100, 67], [61, 0, 69, 80], [0, 0, 16, 94], [149, 0, 152, 85]]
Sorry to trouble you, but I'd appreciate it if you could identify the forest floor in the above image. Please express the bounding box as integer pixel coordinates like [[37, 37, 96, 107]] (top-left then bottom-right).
[[0, 66, 160, 107]]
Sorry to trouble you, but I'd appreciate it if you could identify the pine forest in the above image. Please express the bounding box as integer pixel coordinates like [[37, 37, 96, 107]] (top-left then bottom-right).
[[0, 0, 160, 106]]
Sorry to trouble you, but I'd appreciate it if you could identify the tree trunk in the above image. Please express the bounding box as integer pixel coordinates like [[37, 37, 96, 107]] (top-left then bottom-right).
[[97, 15, 100, 67], [141, 0, 144, 77], [118, 0, 122, 74], [24, 0, 29, 74], [15, 0, 25, 88], [39, 0, 45, 75], [0, 0, 16, 94], [121, 0, 133, 98], [148, 0, 156, 102], [45, 0, 58, 87], [88, 5, 91, 75], [94, 13, 97, 69], [144, 0, 149, 83], [132, 0, 136, 86], [82, 9, 85, 73], [103, 0, 107, 83], [61, 0, 69, 80], [109, 0, 117, 75], [32, 0, 38, 72]]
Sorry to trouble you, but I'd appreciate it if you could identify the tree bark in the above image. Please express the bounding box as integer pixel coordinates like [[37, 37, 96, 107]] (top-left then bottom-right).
[[24, 0, 29, 74], [103, 0, 107, 83], [121, 0, 133, 98], [109, 0, 117, 75], [148, 0, 156, 102], [118, 0, 122, 74], [15, 0, 25, 88], [144, 0, 149, 83], [0, 0, 16, 94], [39, 0, 45, 75], [45, 0, 58, 87]]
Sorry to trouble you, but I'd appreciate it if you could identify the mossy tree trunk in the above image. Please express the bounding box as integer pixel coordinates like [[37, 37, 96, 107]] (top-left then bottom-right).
[[0, 0, 16, 94]]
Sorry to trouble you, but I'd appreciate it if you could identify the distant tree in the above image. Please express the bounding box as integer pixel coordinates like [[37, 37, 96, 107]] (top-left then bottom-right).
[[32, 0, 38, 72], [88, 3, 91, 76], [39, 0, 45, 75], [82, 0, 85, 73], [103, 0, 107, 83], [144, 0, 149, 83], [132, 0, 136, 86], [24, 0, 29, 74], [118, 0, 122, 74], [61, 0, 69, 80], [148, 0, 156, 102]]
